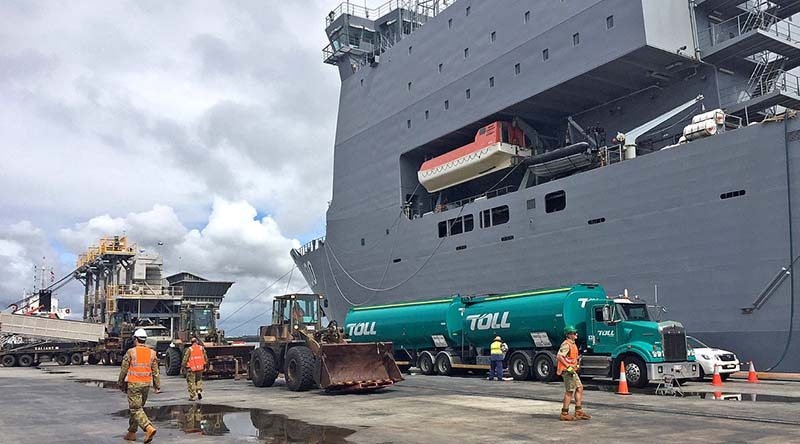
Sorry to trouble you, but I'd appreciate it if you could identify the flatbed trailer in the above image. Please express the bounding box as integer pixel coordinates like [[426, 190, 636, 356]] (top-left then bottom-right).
[[1, 338, 96, 367]]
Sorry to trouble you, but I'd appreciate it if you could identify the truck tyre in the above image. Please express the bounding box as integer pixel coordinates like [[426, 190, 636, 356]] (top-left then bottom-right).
[[418, 352, 435, 375], [533, 353, 556, 382], [435, 352, 453, 376], [1, 354, 17, 367], [109, 351, 122, 366], [19, 354, 34, 367], [55, 354, 70, 366], [509, 351, 533, 381], [251, 348, 278, 388], [70, 353, 84, 366], [87, 353, 100, 365], [285, 346, 315, 392], [623, 355, 648, 388], [165, 347, 182, 376]]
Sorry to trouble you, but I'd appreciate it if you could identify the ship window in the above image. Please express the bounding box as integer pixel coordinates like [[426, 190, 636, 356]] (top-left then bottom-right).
[[573, 32, 580, 46], [489, 76, 495, 87], [438, 221, 448, 238], [481, 209, 491, 228], [360, 79, 364, 87], [361, 238, 365, 246], [515, 63, 521, 75], [408, 81, 412, 91], [526, 198, 536, 210], [456, 245, 467, 251], [466, 89, 471, 99], [408, 46, 412, 55], [479, 127, 486, 135], [450, 218, 464, 235], [545, 190, 566, 213], [444, 100, 450, 110], [448, 18, 453, 29], [501, 235, 514, 242], [464, 48, 469, 59], [425, 110, 430, 120], [524, 11, 530, 23], [588, 217, 606, 225], [386, 228, 390, 235], [407, 119, 412, 129], [491, 31, 496, 43], [466, 6, 470, 16], [438, 63, 443, 73], [542, 48, 549, 61], [606, 15, 614, 29], [464, 214, 474, 232], [720, 189, 746, 200], [492, 206, 510, 225], [393, 258, 401, 263]]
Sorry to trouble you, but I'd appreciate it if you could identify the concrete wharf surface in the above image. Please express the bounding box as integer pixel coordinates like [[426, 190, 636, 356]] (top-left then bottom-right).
[[1, 364, 799, 444]]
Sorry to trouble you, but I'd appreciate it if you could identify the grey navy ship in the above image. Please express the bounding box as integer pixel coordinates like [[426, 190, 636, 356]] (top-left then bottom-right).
[[292, 0, 800, 372]]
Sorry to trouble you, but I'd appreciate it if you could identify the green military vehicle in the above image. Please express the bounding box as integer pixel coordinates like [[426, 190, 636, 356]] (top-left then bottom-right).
[[344, 283, 699, 387]]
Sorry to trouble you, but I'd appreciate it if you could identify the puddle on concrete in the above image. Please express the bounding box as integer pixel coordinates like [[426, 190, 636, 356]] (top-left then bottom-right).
[[114, 404, 354, 443], [39, 369, 71, 374], [74, 379, 120, 390]]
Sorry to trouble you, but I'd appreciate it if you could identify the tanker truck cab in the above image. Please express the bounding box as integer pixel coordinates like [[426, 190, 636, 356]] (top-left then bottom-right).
[[584, 297, 698, 387]]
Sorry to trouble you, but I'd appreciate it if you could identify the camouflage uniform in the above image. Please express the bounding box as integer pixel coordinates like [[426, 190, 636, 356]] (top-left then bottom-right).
[[182, 345, 209, 400], [118, 348, 160, 433]]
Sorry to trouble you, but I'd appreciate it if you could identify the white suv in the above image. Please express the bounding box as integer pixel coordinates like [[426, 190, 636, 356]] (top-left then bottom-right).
[[687, 336, 740, 381]]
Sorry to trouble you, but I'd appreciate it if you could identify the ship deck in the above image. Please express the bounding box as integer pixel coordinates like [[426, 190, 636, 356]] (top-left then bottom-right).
[[3, 364, 800, 443]]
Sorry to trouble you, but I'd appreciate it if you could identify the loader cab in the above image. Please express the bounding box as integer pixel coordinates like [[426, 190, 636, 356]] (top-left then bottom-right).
[[272, 294, 323, 330], [179, 304, 219, 343]]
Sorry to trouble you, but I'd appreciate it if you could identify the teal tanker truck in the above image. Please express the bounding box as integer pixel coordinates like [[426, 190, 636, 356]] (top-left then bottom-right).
[[343, 284, 698, 387]]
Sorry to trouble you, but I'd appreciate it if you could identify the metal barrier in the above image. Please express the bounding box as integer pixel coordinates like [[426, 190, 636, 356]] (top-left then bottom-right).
[[698, 10, 800, 48], [719, 69, 800, 107]]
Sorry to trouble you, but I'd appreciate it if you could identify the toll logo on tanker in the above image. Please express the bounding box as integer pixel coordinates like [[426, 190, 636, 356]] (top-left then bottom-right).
[[346, 321, 377, 336], [466, 312, 511, 331]]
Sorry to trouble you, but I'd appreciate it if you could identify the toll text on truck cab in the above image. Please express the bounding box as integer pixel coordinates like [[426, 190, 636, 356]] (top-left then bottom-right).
[[466, 312, 511, 331], [346, 322, 377, 336]]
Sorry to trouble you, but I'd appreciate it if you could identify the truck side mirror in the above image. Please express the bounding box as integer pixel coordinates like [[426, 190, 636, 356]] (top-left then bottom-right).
[[324, 299, 329, 308], [602, 305, 612, 323]]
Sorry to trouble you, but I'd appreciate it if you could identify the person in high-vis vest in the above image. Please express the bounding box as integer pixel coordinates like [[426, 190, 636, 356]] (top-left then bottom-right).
[[487, 335, 507, 381], [181, 337, 208, 401], [556, 325, 591, 421], [118, 328, 160, 443]]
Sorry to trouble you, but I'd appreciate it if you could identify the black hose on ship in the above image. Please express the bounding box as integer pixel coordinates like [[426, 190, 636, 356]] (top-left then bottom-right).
[[522, 142, 591, 166]]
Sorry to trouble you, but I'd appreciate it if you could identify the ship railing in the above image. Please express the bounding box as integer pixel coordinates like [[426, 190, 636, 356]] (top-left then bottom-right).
[[435, 186, 518, 214], [294, 237, 326, 257], [105, 284, 184, 299], [719, 69, 800, 106], [326, 0, 448, 27], [698, 10, 800, 49]]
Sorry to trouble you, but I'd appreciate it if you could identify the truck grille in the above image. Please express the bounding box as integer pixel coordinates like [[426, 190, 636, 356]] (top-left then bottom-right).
[[718, 353, 736, 362], [662, 325, 687, 362]]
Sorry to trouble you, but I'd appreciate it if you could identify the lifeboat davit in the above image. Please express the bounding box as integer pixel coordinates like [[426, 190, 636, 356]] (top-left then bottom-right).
[[418, 121, 530, 193]]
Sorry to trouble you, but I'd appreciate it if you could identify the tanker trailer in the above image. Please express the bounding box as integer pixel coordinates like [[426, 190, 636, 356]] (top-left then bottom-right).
[[345, 284, 699, 387]]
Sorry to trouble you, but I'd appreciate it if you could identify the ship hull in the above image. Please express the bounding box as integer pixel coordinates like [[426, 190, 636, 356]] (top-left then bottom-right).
[[296, 119, 800, 372]]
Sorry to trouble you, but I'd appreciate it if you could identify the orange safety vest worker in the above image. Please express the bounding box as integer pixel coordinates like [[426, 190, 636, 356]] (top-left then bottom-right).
[[186, 344, 207, 372], [127, 345, 155, 384], [556, 341, 579, 376]]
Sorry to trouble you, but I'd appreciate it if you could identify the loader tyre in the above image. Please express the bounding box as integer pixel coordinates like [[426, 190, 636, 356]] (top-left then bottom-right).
[[2, 354, 17, 367], [165, 347, 181, 376], [19, 354, 34, 367], [70, 353, 83, 366], [533, 353, 556, 382], [285, 346, 315, 392], [252, 348, 278, 388], [87, 353, 100, 365]]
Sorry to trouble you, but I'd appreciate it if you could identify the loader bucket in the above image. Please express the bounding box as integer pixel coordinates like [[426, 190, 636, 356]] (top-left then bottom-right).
[[204, 343, 254, 380], [316, 341, 403, 392]]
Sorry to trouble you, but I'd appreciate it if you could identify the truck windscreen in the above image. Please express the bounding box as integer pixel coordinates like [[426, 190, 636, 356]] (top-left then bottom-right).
[[618, 303, 650, 321], [193, 309, 214, 330]]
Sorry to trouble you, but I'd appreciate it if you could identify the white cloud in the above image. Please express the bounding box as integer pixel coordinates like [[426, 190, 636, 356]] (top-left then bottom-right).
[[0, 221, 61, 306]]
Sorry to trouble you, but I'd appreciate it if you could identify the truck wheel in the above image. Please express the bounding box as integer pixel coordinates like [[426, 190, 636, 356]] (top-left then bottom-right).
[[109, 352, 121, 366], [509, 352, 533, 381], [624, 356, 648, 388], [165, 347, 181, 376], [285, 346, 315, 392], [70, 353, 84, 366], [1, 355, 17, 367], [87, 353, 100, 365], [418, 352, 435, 375], [55, 354, 70, 366], [19, 354, 34, 367], [435, 353, 453, 376], [533, 353, 556, 382]]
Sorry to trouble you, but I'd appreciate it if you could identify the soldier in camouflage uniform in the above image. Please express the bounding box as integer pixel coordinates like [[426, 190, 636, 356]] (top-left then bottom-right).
[[182, 337, 208, 401], [118, 329, 160, 442]]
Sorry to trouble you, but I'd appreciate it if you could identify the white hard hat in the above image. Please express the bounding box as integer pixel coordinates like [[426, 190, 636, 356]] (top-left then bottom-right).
[[133, 328, 148, 339]]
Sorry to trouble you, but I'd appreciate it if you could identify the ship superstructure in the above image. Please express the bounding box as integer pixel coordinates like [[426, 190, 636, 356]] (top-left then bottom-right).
[[295, 0, 800, 371]]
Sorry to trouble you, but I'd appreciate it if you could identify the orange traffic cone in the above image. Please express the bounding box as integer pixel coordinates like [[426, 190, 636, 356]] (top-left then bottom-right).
[[617, 361, 631, 395], [713, 391, 723, 400], [711, 364, 723, 386], [747, 361, 759, 383]]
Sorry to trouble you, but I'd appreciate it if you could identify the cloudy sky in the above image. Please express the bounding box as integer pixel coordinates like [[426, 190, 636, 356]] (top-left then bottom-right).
[[0, 0, 345, 335]]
